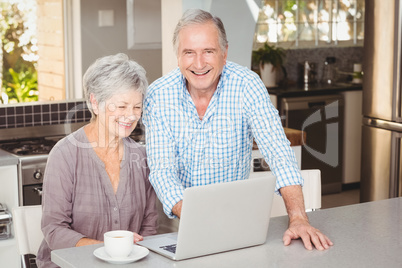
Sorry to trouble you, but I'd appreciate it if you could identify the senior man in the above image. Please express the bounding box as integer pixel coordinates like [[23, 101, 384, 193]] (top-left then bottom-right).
[[143, 9, 333, 251]]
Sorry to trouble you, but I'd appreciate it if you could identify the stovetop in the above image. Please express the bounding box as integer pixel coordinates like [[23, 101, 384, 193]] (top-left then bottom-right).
[[0, 137, 62, 157], [0, 122, 145, 158]]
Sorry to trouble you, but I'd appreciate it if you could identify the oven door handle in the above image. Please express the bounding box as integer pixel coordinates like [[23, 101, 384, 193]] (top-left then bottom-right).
[[33, 187, 43, 196]]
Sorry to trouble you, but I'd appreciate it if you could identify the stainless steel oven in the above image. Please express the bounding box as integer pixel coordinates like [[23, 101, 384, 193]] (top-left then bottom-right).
[[0, 122, 144, 207], [0, 139, 59, 206], [0, 124, 86, 207], [19, 156, 48, 206]]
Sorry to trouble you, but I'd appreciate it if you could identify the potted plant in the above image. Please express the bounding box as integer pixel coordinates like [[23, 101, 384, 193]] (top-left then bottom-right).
[[252, 43, 285, 88]]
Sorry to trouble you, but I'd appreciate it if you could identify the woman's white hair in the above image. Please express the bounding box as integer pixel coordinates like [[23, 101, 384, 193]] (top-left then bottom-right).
[[83, 53, 148, 119]]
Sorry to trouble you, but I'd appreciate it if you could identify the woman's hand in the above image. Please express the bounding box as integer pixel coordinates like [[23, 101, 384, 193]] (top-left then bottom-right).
[[134, 232, 143, 243], [75, 238, 102, 247], [75, 232, 143, 247]]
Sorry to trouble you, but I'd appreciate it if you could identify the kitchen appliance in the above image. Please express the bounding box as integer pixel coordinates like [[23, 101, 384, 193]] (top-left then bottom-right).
[[361, 0, 402, 202], [352, 63, 363, 84], [0, 203, 12, 240], [281, 94, 344, 194], [0, 130, 64, 206], [0, 122, 145, 207], [0, 124, 85, 206], [303, 61, 317, 85], [321, 57, 336, 85]]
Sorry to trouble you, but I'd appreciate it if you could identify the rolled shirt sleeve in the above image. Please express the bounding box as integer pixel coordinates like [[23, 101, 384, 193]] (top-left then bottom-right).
[[243, 73, 303, 193], [143, 92, 185, 218]]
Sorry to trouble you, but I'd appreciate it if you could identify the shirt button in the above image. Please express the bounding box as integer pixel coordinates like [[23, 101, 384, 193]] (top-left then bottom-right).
[[114, 207, 117, 211], [114, 220, 118, 224]]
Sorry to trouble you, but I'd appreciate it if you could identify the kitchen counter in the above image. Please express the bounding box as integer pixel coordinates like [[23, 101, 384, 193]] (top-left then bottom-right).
[[268, 82, 362, 98], [0, 155, 19, 267], [0, 238, 19, 268], [253, 127, 305, 149], [282, 127, 306, 146], [268, 83, 363, 190], [0, 150, 18, 166], [252, 127, 305, 171], [51, 197, 402, 267]]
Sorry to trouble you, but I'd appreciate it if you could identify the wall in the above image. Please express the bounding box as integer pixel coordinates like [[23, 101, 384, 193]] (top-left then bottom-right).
[[0, 47, 363, 130], [161, 0, 362, 82], [161, 0, 182, 75], [209, 0, 260, 68], [0, 101, 90, 129], [282, 47, 364, 84], [162, 0, 261, 74], [1, 1, 363, 131], [80, 0, 162, 83], [37, 0, 65, 101]]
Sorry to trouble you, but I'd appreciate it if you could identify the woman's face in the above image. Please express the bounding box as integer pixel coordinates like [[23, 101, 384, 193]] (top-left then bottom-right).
[[93, 90, 143, 140]]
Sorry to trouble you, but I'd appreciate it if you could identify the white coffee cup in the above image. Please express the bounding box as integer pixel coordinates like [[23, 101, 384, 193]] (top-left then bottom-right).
[[104, 230, 134, 258]]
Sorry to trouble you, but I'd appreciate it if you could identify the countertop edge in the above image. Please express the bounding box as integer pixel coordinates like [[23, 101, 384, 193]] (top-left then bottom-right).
[[0, 150, 18, 166], [268, 84, 362, 97]]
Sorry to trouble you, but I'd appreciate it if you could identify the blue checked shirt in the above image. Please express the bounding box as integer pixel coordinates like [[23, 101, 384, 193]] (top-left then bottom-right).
[[143, 61, 303, 218]]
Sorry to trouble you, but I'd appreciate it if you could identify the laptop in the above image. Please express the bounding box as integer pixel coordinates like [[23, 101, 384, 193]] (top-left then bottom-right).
[[137, 174, 276, 261]]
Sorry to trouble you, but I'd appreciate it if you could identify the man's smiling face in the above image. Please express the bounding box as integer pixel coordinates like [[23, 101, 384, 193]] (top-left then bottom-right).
[[177, 21, 228, 94]]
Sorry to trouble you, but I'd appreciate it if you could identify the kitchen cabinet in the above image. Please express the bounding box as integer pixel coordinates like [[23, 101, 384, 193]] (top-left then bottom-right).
[[268, 83, 362, 192], [281, 94, 344, 194], [127, 0, 161, 49], [0, 238, 19, 268], [0, 163, 20, 268], [252, 127, 305, 171], [341, 90, 362, 185], [0, 164, 19, 211]]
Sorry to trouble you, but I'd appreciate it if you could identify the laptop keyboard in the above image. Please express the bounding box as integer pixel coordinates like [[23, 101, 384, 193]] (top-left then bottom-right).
[[160, 244, 177, 254]]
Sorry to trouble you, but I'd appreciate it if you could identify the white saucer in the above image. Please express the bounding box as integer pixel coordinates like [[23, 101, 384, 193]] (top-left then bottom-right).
[[93, 245, 149, 264]]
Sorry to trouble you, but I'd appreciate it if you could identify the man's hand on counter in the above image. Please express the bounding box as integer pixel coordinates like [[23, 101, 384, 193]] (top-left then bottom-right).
[[280, 185, 333, 251], [283, 217, 333, 250]]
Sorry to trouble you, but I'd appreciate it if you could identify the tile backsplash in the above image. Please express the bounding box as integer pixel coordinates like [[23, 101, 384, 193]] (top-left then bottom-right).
[[251, 46, 364, 85], [0, 101, 92, 129], [283, 46, 364, 84], [1, 47, 364, 130]]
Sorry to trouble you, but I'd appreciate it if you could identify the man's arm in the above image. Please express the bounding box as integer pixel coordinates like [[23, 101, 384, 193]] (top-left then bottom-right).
[[172, 200, 183, 218], [143, 94, 185, 218], [244, 75, 333, 251], [280, 185, 333, 250]]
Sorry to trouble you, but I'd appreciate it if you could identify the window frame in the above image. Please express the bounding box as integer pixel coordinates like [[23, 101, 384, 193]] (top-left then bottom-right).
[[64, 0, 83, 100], [255, 0, 365, 49]]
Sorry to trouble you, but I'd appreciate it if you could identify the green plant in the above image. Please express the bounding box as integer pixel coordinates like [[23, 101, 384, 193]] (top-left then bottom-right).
[[3, 67, 38, 103], [1, 1, 38, 103], [252, 43, 285, 70]]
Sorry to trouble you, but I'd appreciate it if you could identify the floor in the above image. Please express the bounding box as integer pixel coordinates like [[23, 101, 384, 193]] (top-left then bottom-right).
[[321, 188, 360, 209]]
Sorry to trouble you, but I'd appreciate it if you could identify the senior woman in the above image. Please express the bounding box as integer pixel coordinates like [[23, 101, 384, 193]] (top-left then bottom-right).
[[36, 53, 158, 267]]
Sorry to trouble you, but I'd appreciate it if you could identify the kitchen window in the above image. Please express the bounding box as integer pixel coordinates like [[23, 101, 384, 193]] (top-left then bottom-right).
[[1, 0, 81, 104], [36, 0, 82, 102], [254, 0, 365, 49]]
